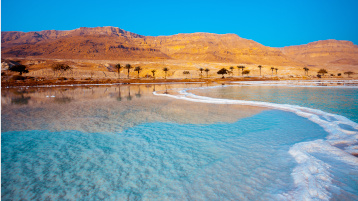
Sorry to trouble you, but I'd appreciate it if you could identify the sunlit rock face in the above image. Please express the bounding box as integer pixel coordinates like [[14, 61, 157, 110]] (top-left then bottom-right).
[[2, 27, 358, 71], [280, 40, 358, 71], [2, 27, 293, 65], [144, 33, 296, 65]]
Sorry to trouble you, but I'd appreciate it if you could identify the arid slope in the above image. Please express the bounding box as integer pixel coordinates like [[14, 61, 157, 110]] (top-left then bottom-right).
[[2, 26, 358, 72]]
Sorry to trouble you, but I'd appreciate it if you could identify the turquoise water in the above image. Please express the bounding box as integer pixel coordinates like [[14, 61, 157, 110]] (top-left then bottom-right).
[[2, 111, 328, 200], [191, 85, 358, 123], [2, 84, 358, 200]]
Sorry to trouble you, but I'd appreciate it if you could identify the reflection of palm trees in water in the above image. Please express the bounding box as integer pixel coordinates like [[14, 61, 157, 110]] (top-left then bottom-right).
[[164, 84, 169, 94], [135, 85, 141, 98], [11, 95, 31, 105], [117, 86, 122, 101], [153, 84, 156, 92], [54, 89, 72, 104], [126, 86, 132, 101]]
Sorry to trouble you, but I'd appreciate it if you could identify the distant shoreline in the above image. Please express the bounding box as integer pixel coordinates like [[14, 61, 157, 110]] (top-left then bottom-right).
[[2, 77, 356, 88]]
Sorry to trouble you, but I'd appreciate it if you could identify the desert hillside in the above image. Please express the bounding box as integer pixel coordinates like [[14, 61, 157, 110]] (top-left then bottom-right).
[[1, 26, 358, 80], [2, 27, 299, 66], [281, 40, 358, 71]]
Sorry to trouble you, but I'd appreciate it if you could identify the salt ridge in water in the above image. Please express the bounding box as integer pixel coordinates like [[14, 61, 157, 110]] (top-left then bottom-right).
[[154, 84, 358, 200], [232, 80, 358, 88]]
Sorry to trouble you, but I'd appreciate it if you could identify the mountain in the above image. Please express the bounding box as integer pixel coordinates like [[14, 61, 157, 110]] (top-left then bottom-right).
[[2, 26, 358, 69], [281, 40, 358, 69], [1, 27, 169, 60]]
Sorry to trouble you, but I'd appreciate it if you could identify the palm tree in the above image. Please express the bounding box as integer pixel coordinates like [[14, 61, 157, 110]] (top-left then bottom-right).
[[275, 68, 278, 76], [303, 67, 309, 76], [344, 71, 354, 78], [237, 65, 245, 76], [229, 66, 234, 77], [199, 68, 204, 78], [134, 66, 142, 78], [125, 64, 132, 79], [205, 68, 210, 78], [217, 68, 228, 78], [258, 65, 262, 76], [163, 67, 169, 79], [115, 63, 121, 78], [271, 67, 275, 76], [151, 70, 156, 79]]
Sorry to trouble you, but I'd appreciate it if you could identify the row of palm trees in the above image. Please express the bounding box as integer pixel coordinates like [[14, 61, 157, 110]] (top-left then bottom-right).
[[114, 63, 214, 79], [113, 63, 339, 79], [114, 63, 172, 79], [220, 65, 279, 77]]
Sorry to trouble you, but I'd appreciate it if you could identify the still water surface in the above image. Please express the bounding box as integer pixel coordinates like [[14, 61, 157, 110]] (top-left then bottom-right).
[[2, 83, 358, 200]]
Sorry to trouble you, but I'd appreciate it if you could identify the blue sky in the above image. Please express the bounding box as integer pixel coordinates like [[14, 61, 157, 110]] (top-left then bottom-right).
[[2, 0, 358, 47]]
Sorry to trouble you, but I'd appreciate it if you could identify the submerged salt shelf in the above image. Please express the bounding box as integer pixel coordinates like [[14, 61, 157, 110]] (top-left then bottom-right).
[[232, 80, 358, 88], [154, 81, 358, 200], [2, 83, 358, 200]]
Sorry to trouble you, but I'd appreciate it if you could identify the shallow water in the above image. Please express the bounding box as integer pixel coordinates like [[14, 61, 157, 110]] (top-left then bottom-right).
[[2, 83, 358, 200], [190, 85, 358, 123]]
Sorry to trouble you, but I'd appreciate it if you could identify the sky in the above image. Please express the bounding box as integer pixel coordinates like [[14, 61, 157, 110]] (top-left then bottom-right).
[[2, 0, 358, 47]]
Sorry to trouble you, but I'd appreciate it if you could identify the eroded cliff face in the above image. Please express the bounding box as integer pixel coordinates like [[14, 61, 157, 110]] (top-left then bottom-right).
[[145, 33, 296, 65], [1, 27, 168, 60], [2, 27, 358, 69], [280, 40, 358, 66], [1, 27, 143, 45]]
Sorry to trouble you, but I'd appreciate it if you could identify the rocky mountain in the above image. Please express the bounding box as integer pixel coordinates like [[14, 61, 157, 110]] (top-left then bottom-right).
[[2, 26, 358, 69], [281, 40, 358, 68], [144, 33, 296, 65], [1, 27, 168, 60]]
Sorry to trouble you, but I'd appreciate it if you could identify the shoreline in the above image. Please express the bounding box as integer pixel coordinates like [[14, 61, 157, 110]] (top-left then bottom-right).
[[2, 77, 356, 88]]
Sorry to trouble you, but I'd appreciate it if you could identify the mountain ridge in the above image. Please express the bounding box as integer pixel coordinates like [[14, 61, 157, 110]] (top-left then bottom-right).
[[2, 26, 358, 69]]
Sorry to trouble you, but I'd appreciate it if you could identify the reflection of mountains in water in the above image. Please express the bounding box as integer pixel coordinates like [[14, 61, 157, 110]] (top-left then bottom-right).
[[2, 84, 163, 104], [1, 84, 265, 133]]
